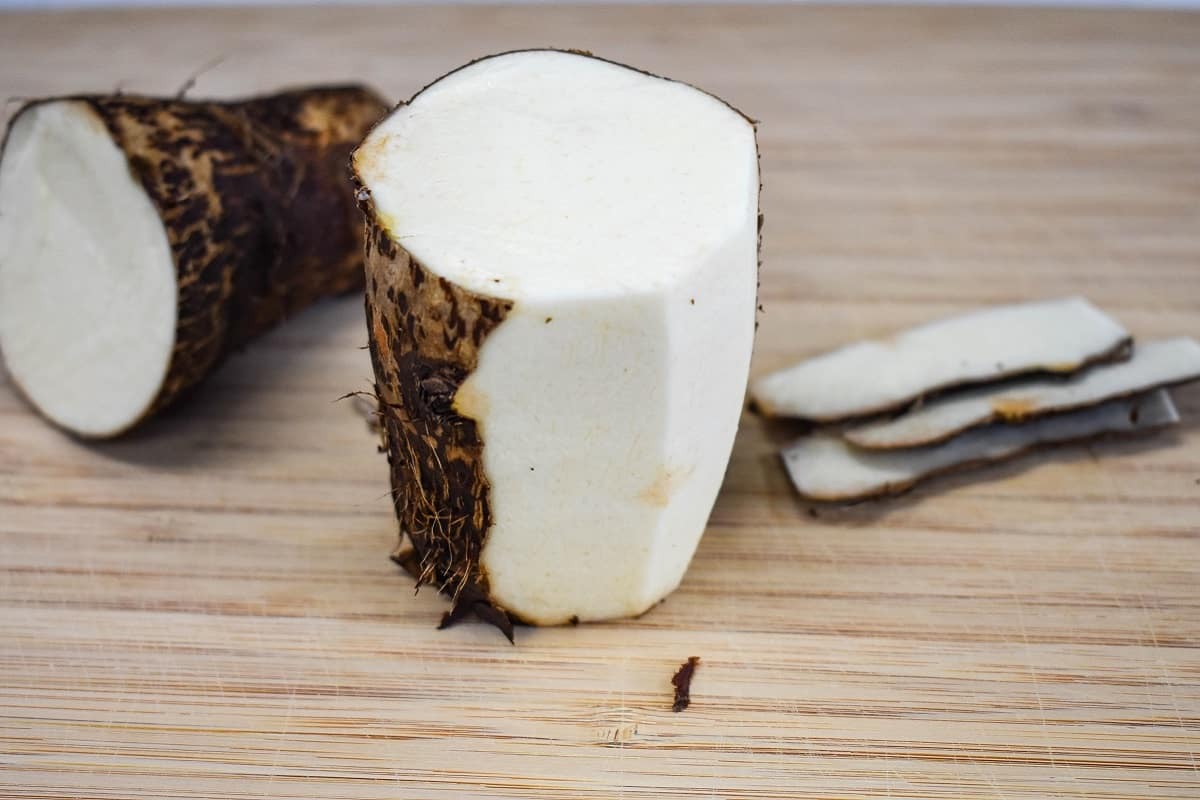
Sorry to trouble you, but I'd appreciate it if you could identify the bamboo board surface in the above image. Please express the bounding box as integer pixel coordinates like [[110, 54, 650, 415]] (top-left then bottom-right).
[[1, 5, 1199, 798]]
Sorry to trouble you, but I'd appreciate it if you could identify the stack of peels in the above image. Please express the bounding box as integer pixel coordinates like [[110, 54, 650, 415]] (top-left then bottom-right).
[[751, 297, 1200, 502]]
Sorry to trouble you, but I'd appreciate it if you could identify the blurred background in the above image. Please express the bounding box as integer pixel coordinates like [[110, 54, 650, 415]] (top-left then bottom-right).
[[3, 0, 1199, 9]]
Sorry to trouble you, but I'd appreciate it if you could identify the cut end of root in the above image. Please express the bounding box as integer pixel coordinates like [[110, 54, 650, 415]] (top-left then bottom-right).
[[0, 100, 176, 437], [354, 49, 758, 303]]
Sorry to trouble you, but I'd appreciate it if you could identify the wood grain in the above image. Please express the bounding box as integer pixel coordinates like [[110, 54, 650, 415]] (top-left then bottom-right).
[[1, 5, 1198, 798]]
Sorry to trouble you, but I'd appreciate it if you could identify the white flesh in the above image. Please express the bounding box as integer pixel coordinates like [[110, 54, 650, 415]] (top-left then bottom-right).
[[0, 101, 176, 437], [751, 297, 1129, 422], [845, 337, 1200, 449], [356, 51, 759, 624], [782, 390, 1178, 502]]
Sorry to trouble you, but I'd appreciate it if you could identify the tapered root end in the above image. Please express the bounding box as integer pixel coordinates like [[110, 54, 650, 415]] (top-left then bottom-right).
[[0, 86, 388, 437]]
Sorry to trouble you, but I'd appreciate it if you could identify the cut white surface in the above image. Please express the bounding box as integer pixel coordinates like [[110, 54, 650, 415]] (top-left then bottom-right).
[[0, 101, 176, 437], [751, 297, 1130, 422], [355, 51, 755, 302], [845, 337, 1200, 449], [782, 389, 1178, 502], [357, 50, 759, 625]]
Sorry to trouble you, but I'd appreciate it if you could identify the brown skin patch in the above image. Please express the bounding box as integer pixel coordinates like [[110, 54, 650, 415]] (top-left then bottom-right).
[[1045, 361, 1083, 373], [639, 470, 674, 508], [991, 396, 1039, 421], [350, 131, 391, 183], [1, 86, 389, 436], [100, 87, 389, 423], [638, 465, 695, 508], [452, 379, 490, 421], [371, 314, 392, 367], [357, 184, 515, 637]]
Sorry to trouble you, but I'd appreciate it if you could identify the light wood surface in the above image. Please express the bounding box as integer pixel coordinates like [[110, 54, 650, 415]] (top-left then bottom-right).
[[2, 5, 1199, 798]]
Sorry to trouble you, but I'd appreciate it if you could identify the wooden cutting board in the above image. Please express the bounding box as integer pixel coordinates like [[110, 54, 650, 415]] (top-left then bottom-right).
[[2, 5, 1198, 798]]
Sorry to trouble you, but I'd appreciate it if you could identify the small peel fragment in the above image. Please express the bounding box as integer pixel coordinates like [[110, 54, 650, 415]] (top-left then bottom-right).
[[671, 656, 700, 712], [782, 390, 1179, 502], [845, 338, 1200, 449], [751, 297, 1130, 422]]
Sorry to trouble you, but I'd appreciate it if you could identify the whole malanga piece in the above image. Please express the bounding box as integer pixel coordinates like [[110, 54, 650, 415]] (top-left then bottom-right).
[[354, 50, 760, 631], [0, 85, 388, 437]]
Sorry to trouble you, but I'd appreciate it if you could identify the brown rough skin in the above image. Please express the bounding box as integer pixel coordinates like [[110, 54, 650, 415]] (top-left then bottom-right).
[[357, 192, 516, 641], [2, 85, 388, 435], [354, 49, 760, 639]]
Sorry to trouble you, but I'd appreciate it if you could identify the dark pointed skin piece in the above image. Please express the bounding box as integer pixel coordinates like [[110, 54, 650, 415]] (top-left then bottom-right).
[[672, 656, 700, 712]]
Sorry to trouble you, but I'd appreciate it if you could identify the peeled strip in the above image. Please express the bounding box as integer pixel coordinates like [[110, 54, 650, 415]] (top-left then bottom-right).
[[782, 390, 1178, 502], [751, 297, 1131, 422], [0, 88, 386, 437], [845, 337, 1200, 449], [354, 50, 760, 628]]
